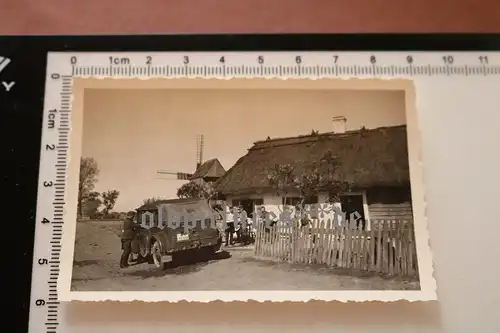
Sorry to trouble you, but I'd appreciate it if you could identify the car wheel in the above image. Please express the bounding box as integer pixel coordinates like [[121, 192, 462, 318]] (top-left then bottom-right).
[[151, 241, 164, 270]]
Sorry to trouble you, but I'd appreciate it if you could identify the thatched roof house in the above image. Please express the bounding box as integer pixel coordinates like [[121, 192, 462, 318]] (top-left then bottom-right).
[[215, 125, 411, 196], [214, 124, 414, 227]]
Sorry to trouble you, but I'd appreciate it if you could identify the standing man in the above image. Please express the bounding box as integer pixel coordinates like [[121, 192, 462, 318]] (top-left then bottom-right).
[[120, 210, 140, 268], [224, 206, 236, 246]]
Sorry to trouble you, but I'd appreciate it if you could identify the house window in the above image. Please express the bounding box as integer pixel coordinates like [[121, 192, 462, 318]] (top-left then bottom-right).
[[231, 198, 263, 217], [253, 198, 264, 205], [282, 197, 302, 206], [340, 194, 367, 230], [304, 196, 318, 204]]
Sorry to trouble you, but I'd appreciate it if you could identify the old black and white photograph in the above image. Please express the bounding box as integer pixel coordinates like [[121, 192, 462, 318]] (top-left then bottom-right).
[[68, 83, 424, 294]]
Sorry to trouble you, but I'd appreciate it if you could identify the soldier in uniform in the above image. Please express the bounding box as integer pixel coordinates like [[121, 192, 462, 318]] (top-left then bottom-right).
[[120, 211, 141, 268]]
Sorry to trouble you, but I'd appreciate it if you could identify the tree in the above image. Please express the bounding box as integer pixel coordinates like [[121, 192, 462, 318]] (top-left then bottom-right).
[[310, 151, 351, 203], [267, 151, 352, 226], [176, 181, 215, 199], [78, 157, 100, 217], [101, 189, 120, 216], [142, 196, 166, 206], [267, 164, 296, 206], [83, 191, 102, 219]]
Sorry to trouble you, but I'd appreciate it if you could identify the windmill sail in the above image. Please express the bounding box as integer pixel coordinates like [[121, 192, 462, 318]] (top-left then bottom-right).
[[157, 134, 204, 180], [196, 134, 204, 169]]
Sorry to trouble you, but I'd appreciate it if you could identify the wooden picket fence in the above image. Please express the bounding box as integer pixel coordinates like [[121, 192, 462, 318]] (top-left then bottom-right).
[[254, 219, 418, 277]]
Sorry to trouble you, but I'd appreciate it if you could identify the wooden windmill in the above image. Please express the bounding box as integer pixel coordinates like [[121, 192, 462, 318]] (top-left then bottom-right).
[[157, 134, 204, 181]]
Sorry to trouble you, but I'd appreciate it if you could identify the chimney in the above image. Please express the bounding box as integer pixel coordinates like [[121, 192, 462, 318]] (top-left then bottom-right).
[[332, 116, 346, 134]]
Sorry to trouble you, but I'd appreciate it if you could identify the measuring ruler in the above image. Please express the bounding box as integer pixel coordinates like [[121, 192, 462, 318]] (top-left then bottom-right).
[[29, 51, 500, 333]]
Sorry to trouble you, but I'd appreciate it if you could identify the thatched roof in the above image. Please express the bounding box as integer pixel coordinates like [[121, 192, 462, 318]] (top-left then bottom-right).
[[215, 125, 411, 196], [136, 198, 201, 211], [190, 158, 226, 180]]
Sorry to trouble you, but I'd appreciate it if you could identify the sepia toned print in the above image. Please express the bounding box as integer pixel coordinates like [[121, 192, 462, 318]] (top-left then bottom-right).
[[60, 78, 434, 302]]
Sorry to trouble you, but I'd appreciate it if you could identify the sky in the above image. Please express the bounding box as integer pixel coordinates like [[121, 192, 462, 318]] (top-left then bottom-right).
[[81, 89, 406, 211]]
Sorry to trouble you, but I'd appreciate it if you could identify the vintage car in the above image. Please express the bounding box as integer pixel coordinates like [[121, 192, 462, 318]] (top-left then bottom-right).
[[134, 198, 223, 269]]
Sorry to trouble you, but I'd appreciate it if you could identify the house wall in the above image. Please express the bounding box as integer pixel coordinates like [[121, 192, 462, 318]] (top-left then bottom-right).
[[226, 192, 343, 218], [226, 187, 412, 229], [227, 192, 318, 206], [226, 193, 276, 206], [365, 186, 414, 223], [368, 202, 413, 221]]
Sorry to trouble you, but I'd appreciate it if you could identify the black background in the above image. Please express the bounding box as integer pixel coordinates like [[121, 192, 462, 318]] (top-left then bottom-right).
[[1, 34, 499, 333]]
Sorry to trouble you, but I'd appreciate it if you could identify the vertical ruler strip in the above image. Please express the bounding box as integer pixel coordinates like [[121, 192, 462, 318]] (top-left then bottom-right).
[[29, 67, 73, 333], [48, 76, 71, 332]]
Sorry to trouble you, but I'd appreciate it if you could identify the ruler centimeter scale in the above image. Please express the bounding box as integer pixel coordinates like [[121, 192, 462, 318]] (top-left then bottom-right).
[[29, 51, 500, 333]]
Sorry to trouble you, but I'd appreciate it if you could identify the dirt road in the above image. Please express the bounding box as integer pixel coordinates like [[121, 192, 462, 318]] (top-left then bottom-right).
[[70, 221, 419, 291]]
